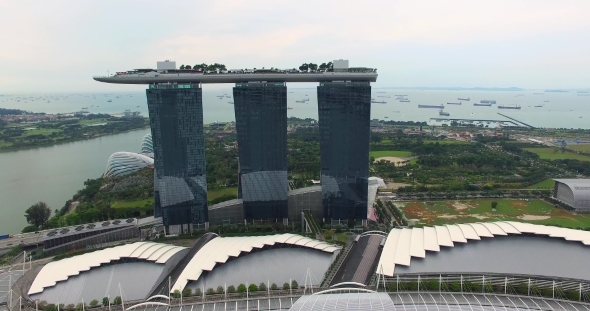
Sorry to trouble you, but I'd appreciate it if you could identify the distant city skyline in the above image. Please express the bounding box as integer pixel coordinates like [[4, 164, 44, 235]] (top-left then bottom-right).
[[1, 0, 589, 93]]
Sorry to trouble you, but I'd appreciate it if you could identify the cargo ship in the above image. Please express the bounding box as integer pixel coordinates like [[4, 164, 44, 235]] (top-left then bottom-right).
[[498, 105, 521, 109], [418, 104, 444, 109], [371, 100, 386, 104], [480, 100, 496, 104], [446, 102, 461, 105], [439, 110, 450, 116], [474, 102, 492, 106], [399, 99, 411, 102], [458, 97, 470, 101]]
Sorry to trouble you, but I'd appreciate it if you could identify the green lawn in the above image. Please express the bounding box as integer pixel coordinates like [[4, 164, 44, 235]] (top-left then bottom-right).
[[568, 144, 590, 152], [208, 187, 238, 201], [527, 179, 555, 189], [524, 147, 590, 161], [400, 198, 590, 229], [79, 118, 108, 125], [370, 150, 413, 158], [423, 140, 468, 145], [112, 198, 153, 209]]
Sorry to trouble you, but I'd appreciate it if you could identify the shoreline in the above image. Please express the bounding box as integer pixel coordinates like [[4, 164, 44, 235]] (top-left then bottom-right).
[[0, 126, 150, 154]]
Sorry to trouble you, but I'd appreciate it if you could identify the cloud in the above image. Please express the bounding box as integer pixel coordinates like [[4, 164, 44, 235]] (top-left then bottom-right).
[[0, 0, 589, 92]]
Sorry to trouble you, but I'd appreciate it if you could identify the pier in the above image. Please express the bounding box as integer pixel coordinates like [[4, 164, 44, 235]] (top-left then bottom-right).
[[497, 113, 535, 129]]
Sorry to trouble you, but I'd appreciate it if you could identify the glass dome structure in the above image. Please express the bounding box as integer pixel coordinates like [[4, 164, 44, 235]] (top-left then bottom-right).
[[140, 134, 153, 154], [104, 152, 154, 177]]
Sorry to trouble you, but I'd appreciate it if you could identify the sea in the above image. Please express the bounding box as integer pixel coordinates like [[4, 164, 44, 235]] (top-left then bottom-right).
[[0, 88, 588, 234]]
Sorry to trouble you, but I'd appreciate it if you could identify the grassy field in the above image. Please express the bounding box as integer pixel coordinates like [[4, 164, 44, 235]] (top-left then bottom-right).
[[208, 187, 238, 201], [79, 118, 109, 125], [524, 147, 590, 161], [568, 144, 590, 152], [370, 150, 413, 158], [526, 179, 555, 189], [112, 198, 153, 208], [399, 198, 590, 229]]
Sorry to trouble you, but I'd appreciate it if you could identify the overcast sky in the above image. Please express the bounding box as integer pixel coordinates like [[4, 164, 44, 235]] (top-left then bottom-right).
[[1, 0, 589, 93]]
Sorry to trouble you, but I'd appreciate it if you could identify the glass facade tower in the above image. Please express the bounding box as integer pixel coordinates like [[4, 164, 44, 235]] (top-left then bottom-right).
[[317, 82, 371, 223], [146, 84, 208, 232], [233, 82, 288, 222]]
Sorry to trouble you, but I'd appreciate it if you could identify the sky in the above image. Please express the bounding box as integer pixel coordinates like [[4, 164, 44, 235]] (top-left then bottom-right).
[[1, 0, 589, 93]]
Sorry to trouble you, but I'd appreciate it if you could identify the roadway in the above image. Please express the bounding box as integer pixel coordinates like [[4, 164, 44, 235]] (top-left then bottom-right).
[[0, 232, 44, 251], [330, 235, 384, 285]]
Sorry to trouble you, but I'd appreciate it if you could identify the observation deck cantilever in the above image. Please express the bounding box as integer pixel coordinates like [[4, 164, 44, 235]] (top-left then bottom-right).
[[93, 71, 378, 84]]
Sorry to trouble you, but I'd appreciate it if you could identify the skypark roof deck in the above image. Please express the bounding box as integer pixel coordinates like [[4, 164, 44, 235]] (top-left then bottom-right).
[[93, 59, 377, 84], [93, 71, 378, 84]]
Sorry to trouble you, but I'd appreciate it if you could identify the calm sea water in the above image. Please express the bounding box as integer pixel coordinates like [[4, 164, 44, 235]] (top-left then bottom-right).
[[0, 88, 588, 234]]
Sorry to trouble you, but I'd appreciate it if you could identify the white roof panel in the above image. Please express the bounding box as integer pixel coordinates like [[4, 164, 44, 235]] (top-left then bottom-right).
[[377, 228, 401, 277], [29, 242, 186, 295], [377, 221, 590, 276], [394, 228, 413, 266], [469, 223, 494, 237], [480, 222, 507, 236], [434, 226, 454, 247], [446, 225, 467, 243], [409, 228, 425, 258], [170, 234, 339, 293], [494, 221, 521, 234], [457, 224, 481, 240], [423, 227, 440, 252]]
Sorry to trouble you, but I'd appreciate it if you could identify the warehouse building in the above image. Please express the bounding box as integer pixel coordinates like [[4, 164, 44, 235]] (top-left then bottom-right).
[[553, 179, 590, 211]]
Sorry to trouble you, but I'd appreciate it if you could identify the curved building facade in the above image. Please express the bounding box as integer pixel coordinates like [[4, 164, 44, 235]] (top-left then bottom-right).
[[28, 242, 188, 304], [376, 221, 590, 281], [140, 133, 153, 154], [554, 179, 590, 211], [104, 152, 154, 177]]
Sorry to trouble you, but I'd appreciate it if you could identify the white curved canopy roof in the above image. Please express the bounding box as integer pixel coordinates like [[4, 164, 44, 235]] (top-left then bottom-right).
[[376, 221, 590, 277], [172, 234, 340, 292], [104, 152, 154, 177], [140, 134, 153, 154], [29, 242, 186, 295]]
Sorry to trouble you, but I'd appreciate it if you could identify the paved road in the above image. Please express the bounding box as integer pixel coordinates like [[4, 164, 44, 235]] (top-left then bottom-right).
[[0, 232, 44, 251]]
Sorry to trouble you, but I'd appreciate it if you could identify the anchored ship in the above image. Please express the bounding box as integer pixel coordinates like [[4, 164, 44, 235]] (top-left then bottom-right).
[[458, 97, 470, 101], [439, 110, 450, 116], [474, 102, 492, 106], [399, 99, 411, 102], [480, 100, 496, 104], [371, 100, 387, 104], [446, 102, 461, 105], [418, 104, 444, 109], [498, 105, 521, 109]]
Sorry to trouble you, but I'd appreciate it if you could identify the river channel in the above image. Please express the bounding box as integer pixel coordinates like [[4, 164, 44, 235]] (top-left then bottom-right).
[[0, 129, 150, 234]]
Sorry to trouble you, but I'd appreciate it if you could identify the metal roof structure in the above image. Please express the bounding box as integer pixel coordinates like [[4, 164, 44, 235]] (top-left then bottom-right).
[[104, 152, 154, 177], [171, 234, 340, 292], [290, 291, 395, 311], [376, 221, 590, 278], [29, 242, 187, 295], [43, 218, 137, 240], [554, 179, 590, 210]]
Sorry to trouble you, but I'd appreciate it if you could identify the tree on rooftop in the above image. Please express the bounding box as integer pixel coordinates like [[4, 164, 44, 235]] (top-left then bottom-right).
[[102, 297, 109, 307], [299, 63, 309, 72], [179, 65, 185, 70], [291, 280, 298, 288], [25, 201, 51, 229], [182, 287, 192, 297], [308, 63, 318, 71], [216, 286, 224, 294], [227, 285, 236, 293], [237, 283, 247, 293], [184, 64, 192, 70]]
